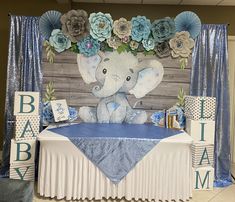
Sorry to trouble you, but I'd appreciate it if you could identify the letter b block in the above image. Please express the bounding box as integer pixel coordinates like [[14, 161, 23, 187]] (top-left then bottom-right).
[[193, 167, 214, 190], [14, 91, 39, 116], [186, 119, 215, 144], [15, 115, 40, 140], [10, 139, 36, 165]]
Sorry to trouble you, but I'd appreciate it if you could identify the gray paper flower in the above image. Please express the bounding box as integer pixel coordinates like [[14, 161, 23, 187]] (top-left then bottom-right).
[[60, 9, 90, 43], [155, 41, 171, 58]]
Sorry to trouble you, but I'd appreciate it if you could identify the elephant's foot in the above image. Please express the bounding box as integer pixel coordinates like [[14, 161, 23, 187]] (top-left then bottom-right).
[[125, 109, 147, 124], [79, 107, 97, 123]]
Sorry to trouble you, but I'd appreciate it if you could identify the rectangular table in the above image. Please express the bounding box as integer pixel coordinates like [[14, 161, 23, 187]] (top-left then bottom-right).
[[37, 124, 193, 201]]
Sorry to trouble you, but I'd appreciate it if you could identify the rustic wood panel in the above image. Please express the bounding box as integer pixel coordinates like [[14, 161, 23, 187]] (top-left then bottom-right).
[[42, 50, 191, 121]]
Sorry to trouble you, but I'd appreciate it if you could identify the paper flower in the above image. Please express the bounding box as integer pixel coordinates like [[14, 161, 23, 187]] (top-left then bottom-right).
[[60, 9, 90, 43], [129, 40, 139, 50], [49, 29, 71, 53], [151, 17, 175, 43], [89, 12, 113, 42], [142, 37, 155, 51], [121, 36, 130, 44], [169, 31, 195, 58], [39, 10, 62, 40], [107, 36, 122, 49], [155, 41, 171, 58], [68, 107, 78, 122], [42, 102, 55, 125], [174, 11, 201, 39], [113, 17, 132, 39], [131, 16, 151, 42], [77, 35, 100, 57], [151, 111, 165, 127]]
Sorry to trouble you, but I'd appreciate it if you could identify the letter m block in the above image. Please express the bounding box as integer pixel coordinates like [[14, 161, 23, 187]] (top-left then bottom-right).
[[10, 139, 36, 165], [193, 167, 214, 190]]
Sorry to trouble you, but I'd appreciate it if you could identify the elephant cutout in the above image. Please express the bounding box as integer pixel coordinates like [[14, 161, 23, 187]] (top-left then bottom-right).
[[77, 51, 164, 124]]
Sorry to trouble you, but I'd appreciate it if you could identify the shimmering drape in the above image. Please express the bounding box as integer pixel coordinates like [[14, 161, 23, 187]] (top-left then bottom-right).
[[191, 24, 232, 187], [0, 16, 43, 177]]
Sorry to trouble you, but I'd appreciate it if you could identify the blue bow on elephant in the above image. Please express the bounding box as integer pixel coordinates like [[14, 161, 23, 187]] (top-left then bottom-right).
[[77, 51, 164, 124]]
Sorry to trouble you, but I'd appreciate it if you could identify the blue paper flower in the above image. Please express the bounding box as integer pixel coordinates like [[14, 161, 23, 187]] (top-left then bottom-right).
[[142, 37, 155, 51], [68, 107, 78, 122], [174, 11, 201, 39], [39, 10, 62, 40], [49, 29, 71, 53], [42, 102, 54, 125], [77, 35, 100, 57], [151, 17, 175, 43], [151, 111, 165, 126], [89, 12, 113, 42], [131, 16, 151, 42]]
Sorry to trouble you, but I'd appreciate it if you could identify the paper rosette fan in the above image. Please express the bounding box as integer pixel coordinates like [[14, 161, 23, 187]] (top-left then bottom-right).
[[39, 10, 62, 40], [174, 11, 201, 39]]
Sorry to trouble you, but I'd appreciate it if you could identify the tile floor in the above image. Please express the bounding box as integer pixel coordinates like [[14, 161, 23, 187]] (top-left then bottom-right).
[[33, 184, 235, 202]]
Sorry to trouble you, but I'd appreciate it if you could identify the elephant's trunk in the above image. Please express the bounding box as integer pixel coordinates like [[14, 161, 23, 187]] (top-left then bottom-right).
[[92, 76, 124, 98]]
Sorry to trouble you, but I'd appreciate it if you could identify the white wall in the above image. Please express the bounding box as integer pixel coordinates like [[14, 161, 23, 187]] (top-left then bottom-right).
[[228, 36, 235, 175]]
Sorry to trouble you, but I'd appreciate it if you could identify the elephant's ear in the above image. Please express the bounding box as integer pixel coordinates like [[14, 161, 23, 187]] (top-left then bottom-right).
[[77, 54, 102, 84], [129, 60, 164, 98]]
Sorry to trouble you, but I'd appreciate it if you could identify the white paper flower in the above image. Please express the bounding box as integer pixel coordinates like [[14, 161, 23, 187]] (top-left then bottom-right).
[[169, 31, 194, 58]]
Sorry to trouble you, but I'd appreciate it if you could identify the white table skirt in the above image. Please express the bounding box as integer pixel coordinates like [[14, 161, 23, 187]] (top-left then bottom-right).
[[37, 128, 193, 201]]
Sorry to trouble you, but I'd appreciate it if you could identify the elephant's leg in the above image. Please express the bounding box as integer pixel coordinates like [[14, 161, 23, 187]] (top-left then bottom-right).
[[79, 106, 97, 123], [97, 98, 111, 123], [125, 109, 147, 124], [110, 105, 127, 123]]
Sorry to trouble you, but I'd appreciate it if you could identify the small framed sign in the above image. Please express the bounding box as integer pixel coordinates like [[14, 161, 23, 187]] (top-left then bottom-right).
[[50, 99, 69, 122]]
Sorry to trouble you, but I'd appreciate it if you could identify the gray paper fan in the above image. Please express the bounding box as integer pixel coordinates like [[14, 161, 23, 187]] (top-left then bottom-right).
[[39, 10, 62, 40]]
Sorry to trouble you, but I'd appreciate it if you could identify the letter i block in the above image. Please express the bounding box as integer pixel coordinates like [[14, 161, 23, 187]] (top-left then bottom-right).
[[192, 143, 214, 167], [193, 167, 214, 190], [14, 91, 39, 116], [15, 115, 40, 140], [10, 164, 35, 181], [10, 139, 36, 165], [186, 119, 215, 144]]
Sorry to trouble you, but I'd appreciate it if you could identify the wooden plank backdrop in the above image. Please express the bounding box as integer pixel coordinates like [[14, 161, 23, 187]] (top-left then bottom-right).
[[42, 50, 191, 122]]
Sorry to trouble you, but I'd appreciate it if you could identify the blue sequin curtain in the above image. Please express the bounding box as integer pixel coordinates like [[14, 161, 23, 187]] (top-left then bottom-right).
[[0, 16, 43, 177], [191, 24, 232, 187]]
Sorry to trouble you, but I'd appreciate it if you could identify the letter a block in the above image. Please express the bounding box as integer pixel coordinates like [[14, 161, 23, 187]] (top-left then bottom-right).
[[14, 91, 39, 116], [192, 143, 214, 167], [186, 119, 215, 144], [10, 139, 36, 165], [193, 167, 214, 190], [15, 115, 40, 140], [10, 164, 35, 181]]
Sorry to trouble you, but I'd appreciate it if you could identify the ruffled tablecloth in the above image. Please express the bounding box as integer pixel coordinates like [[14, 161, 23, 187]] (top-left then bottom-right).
[[37, 125, 193, 201]]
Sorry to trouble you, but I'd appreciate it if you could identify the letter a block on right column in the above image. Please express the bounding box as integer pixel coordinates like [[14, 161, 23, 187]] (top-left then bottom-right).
[[186, 119, 215, 144], [193, 167, 214, 190]]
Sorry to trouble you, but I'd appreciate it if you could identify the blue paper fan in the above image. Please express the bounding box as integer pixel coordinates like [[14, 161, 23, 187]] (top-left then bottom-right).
[[174, 11, 201, 39], [39, 10, 62, 40]]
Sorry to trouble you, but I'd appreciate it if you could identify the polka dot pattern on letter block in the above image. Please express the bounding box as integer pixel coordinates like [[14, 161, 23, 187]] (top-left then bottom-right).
[[185, 96, 216, 121], [15, 115, 40, 140]]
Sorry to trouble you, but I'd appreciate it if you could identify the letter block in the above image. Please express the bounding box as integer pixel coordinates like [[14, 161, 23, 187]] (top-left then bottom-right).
[[192, 143, 214, 168], [10, 164, 35, 181], [10, 139, 36, 165], [14, 91, 39, 116], [186, 119, 215, 144], [15, 115, 40, 140], [193, 167, 214, 190], [185, 96, 216, 121]]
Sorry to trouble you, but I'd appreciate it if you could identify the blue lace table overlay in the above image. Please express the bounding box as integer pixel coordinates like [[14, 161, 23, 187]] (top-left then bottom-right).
[[49, 123, 183, 183]]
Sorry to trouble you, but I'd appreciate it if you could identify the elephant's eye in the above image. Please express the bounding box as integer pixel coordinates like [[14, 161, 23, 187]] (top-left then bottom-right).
[[102, 68, 107, 74], [126, 76, 131, 81]]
